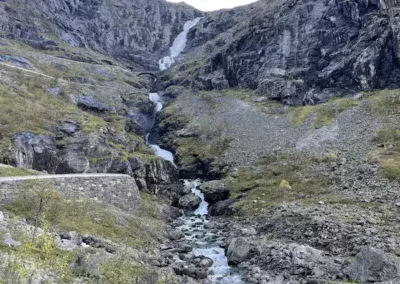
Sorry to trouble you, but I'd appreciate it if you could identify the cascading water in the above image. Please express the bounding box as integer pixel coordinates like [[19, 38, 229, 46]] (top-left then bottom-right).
[[145, 18, 243, 283], [159, 17, 202, 71], [180, 180, 243, 284], [146, 93, 175, 166]]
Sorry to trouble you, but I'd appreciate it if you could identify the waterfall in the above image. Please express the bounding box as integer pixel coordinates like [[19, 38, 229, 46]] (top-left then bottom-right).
[[159, 17, 202, 71]]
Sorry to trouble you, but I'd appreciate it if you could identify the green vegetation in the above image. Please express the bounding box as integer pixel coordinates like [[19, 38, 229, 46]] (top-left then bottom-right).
[[100, 256, 150, 284], [200, 92, 219, 109], [161, 73, 173, 82], [0, 177, 168, 283], [368, 126, 400, 180], [290, 97, 358, 128], [0, 227, 76, 283], [219, 88, 286, 115], [365, 88, 400, 115], [0, 80, 105, 161], [229, 153, 330, 214], [175, 136, 231, 169], [0, 166, 36, 177], [5, 181, 164, 249]]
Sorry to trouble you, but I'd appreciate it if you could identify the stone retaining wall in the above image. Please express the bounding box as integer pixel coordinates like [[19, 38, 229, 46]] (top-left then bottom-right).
[[0, 174, 140, 211]]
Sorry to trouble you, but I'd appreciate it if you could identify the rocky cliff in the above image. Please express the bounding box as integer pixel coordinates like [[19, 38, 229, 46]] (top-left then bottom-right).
[[0, 0, 202, 69], [168, 0, 400, 105]]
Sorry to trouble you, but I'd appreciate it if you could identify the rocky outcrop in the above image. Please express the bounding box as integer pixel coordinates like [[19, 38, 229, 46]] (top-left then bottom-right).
[[344, 247, 400, 283], [11, 130, 180, 194], [11, 133, 59, 173], [179, 0, 400, 105], [0, 0, 202, 69], [178, 193, 201, 210], [208, 198, 235, 216], [198, 180, 230, 204]]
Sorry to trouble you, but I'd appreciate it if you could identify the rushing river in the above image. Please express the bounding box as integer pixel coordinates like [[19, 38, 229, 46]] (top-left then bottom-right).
[[145, 17, 243, 283]]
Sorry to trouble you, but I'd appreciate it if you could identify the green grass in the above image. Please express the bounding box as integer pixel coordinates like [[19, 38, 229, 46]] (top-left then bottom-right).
[[229, 154, 330, 214], [368, 126, 400, 180], [290, 97, 359, 128], [219, 88, 286, 115], [0, 166, 36, 177], [365, 88, 400, 115], [5, 191, 164, 249], [100, 256, 150, 284]]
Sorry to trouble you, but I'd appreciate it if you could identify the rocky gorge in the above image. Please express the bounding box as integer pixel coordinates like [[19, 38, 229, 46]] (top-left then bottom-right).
[[0, 0, 400, 283]]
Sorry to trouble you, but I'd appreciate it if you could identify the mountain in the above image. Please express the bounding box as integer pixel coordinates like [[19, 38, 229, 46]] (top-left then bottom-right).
[[170, 0, 400, 105], [1, 0, 202, 69], [0, 0, 400, 283]]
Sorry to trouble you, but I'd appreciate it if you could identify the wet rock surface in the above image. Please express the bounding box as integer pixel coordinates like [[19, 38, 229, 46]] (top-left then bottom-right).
[[198, 180, 230, 204], [164, 181, 244, 283], [179, 193, 202, 210]]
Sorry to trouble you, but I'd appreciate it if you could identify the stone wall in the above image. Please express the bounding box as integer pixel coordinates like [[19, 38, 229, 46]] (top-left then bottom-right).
[[0, 174, 140, 211]]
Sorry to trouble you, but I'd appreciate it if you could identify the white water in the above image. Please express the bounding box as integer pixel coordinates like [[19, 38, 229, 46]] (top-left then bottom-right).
[[159, 17, 202, 71], [181, 180, 243, 284], [149, 92, 163, 112], [147, 92, 176, 166], [148, 18, 242, 283]]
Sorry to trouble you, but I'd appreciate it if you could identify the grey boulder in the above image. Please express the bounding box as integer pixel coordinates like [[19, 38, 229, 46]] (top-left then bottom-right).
[[208, 198, 235, 216], [178, 193, 201, 210], [227, 237, 250, 265], [73, 95, 109, 112], [198, 180, 230, 204], [344, 247, 400, 283]]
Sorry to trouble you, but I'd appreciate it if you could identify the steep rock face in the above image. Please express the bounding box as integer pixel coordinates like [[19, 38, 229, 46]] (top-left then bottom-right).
[[181, 0, 400, 105], [0, 0, 202, 69], [10, 130, 180, 194]]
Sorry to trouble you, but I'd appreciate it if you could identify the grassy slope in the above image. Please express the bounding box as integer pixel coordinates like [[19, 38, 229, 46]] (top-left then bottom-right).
[[0, 38, 157, 166]]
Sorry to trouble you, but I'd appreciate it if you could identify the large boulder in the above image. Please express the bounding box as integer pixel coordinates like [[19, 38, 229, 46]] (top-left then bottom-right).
[[11, 132, 58, 173], [178, 193, 201, 210], [172, 262, 208, 279], [198, 180, 230, 204], [344, 247, 400, 283], [226, 237, 250, 265], [73, 95, 109, 112], [208, 198, 235, 216]]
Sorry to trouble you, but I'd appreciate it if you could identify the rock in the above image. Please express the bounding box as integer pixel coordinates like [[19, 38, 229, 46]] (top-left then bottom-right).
[[82, 235, 116, 254], [209, 198, 235, 216], [178, 193, 201, 210], [182, 0, 400, 105], [172, 262, 208, 279], [73, 95, 110, 112], [59, 231, 82, 246], [227, 237, 250, 265], [0, 0, 202, 69], [11, 132, 58, 173], [0, 55, 31, 68], [125, 119, 144, 135], [47, 87, 61, 96], [58, 121, 80, 135], [3, 233, 21, 248], [191, 256, 213, 268], [198, 180, 230, 204], [176, 242, 193, 253], [344, 247, 400, 282], [168, 229, 184, 241], [160, 206, 182, 222]]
